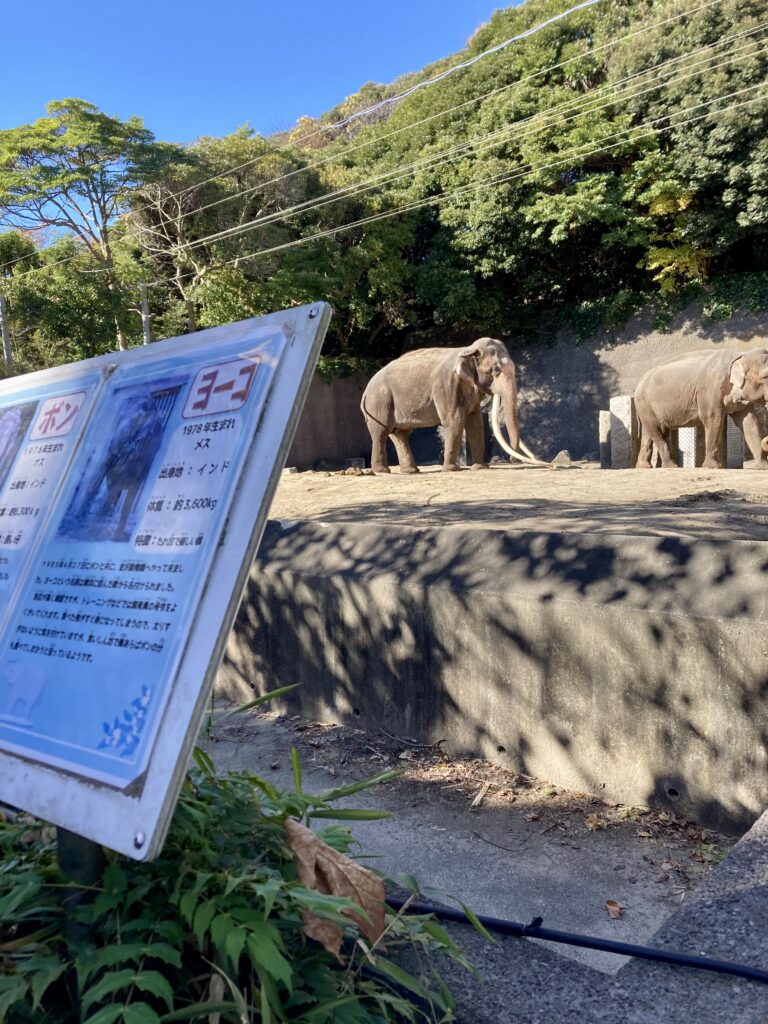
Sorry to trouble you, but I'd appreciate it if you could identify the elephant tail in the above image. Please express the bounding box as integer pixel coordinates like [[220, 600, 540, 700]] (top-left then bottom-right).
[[360, 392, 390, 432]]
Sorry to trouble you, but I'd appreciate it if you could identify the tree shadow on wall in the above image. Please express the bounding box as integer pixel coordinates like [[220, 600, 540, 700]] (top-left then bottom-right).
[[222, 518, 768, 833]]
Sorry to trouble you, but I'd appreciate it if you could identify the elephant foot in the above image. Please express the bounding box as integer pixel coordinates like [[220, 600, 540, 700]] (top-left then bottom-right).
[[660, 460, 678, 469], [371, 465, 391, 475], [702, 458, 720, 470], [470, 462, 489, 471], [635, 460, 652, 470], [398, 465, 420, 474], [441, 464, 462, 472], [745, 458, 768, 470]]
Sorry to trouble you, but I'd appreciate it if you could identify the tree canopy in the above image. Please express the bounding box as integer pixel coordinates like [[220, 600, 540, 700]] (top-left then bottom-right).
[[1, 0, 767, 373]]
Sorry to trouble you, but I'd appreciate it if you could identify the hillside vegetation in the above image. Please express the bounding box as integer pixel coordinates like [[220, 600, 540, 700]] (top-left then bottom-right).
[[0, 0, 766, 373]]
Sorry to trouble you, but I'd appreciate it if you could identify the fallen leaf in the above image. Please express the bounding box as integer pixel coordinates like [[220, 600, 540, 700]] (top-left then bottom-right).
[[524, 813, 541, 822], [584, 814, 607, 831], [285, 818, 386, 960], [471, 781, 492, 808], [636, 829, 654, 838], [605, 899, 622, 920]]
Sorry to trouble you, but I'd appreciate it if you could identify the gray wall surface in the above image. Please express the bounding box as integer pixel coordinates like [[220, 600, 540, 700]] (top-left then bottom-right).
[[219, 519, 768, 833], [286, 373, 370, 469]]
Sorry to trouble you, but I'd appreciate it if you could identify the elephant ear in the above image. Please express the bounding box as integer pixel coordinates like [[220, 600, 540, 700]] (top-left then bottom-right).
[[729, 355, 747, 393], [453, 342, 483, 387]]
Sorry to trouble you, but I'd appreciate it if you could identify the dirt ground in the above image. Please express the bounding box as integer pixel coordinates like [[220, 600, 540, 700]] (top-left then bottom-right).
[[205, 707, 735, 972], [272, 463, 768, 541]]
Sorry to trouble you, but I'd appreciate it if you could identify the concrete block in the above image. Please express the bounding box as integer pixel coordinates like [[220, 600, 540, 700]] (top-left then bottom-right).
[[598, 411, 611, 469], [609, 395, 639, 468], [677, 426, 699, 468]]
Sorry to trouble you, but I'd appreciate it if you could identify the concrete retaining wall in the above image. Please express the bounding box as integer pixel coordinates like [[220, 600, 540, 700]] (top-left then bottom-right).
[[286, 374, 370, 469], [219, 520, 768, 832]]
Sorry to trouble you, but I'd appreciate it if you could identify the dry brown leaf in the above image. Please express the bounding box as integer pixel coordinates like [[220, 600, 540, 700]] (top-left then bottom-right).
[[524, 813, 541, 822], [285, 818, 386, 959], [207, 973, 225, 1024], [584, 814, 607, 831], [605, 899, 622, 920], [471, 781, 492, 808], [636, 829, 654, 838]]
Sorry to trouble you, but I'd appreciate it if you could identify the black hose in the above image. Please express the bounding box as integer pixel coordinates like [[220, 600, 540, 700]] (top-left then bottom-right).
[[386, 897, 768, 986]]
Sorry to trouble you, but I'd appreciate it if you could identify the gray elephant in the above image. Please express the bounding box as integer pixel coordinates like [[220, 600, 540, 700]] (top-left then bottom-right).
[[634, 347, 768, 469], [361, 337, 537, 474]]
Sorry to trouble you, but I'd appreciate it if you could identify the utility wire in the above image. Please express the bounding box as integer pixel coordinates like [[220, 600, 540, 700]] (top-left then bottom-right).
[[135, 0, 604, 209], [156, 31, 768, 259], [12, 14, 760, 285], [143, 81, 767, 288], [0, 0, 727, 277], [126, 0, 730, 240]]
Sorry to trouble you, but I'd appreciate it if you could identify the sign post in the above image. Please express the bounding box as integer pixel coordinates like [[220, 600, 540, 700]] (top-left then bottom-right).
[[0, 302, 330, 861]]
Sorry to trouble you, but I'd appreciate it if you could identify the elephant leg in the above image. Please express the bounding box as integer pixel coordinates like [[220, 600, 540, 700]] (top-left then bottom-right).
[[365, 420, 390, 474], [390, 430, 419, 474], [731, 409, 768, 468], [636, 430, 654, 469], [700, 408, 726, 468], [638, 416, 676, 468], [441, 415, 464, 472], [466, 407, 488, 469]]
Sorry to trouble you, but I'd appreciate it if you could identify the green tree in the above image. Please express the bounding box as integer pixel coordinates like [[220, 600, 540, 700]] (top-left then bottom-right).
[[0, 99, 178, 349]]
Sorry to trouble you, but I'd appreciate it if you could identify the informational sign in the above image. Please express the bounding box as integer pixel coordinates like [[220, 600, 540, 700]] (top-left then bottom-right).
[[0, 303, 331, 859], [0, 368, 105, 632]]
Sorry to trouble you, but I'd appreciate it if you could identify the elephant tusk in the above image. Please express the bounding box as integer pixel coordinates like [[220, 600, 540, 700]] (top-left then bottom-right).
[[490, 395, 552, 467], [518, 438, 541, 461]]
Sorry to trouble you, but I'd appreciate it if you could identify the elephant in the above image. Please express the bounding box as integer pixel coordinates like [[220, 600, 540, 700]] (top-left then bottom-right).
[[360, 337, 540, 474], [634, 347, 768, 469]]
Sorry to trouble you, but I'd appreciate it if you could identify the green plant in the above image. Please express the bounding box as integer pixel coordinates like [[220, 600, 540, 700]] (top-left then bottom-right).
[[0, 751, 472, 1023]]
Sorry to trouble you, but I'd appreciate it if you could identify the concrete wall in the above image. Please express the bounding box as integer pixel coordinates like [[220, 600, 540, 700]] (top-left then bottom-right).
[[286, 373, 370, 469], [219, 520, 768, 833]]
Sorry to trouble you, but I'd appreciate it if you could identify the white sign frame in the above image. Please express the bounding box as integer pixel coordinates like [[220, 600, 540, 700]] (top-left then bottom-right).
[[0, 302, 331, 859]]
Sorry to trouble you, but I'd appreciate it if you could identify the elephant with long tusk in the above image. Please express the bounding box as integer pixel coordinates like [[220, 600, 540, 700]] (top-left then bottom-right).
[[360, 337, 543, 474]]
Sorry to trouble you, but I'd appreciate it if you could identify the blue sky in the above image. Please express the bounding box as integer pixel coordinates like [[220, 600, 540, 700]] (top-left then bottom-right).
[[2, 1, 510, 143]]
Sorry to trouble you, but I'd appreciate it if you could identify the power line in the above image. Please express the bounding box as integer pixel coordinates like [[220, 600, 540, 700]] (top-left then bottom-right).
[[137, 0, 604, 209], [144, 81, 767, 288], [127, 0, 730, 240], [141, 31, 768, 261], [0, 0, 727, 278]]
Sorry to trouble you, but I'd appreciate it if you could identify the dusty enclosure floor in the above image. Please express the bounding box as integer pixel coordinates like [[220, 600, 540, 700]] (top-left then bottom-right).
[[204, 709, 734, 974], [272, 464, 768, 542]]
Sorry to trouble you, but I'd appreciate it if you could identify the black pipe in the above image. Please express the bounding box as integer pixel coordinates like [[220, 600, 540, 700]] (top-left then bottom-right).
[[386, 897, 768, 986]]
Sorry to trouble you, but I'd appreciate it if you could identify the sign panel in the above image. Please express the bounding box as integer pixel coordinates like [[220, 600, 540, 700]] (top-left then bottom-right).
[[0, 304, 330, 859], [0, 367, 108, 633]]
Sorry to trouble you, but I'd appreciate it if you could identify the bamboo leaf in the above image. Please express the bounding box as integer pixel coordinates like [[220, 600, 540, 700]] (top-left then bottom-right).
[[290, 746, 302, 794]]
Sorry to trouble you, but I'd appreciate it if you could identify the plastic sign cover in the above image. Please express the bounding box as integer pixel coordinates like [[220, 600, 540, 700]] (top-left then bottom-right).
[[0, 304, 330, 858]]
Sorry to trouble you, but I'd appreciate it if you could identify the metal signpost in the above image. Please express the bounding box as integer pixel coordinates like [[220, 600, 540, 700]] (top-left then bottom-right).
[[0, 302, 331, 861]]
